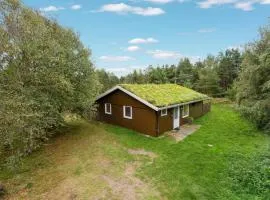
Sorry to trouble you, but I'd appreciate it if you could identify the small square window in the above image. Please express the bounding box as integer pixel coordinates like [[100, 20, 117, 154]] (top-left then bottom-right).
[[123, 106, 132, 119], [105, 103, 111, 114], [182, 104, 189, 118], [161, 109, 167, 116]]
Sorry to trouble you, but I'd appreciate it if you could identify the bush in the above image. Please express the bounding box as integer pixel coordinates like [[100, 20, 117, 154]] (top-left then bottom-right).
[[238, 101, 270, 134], [229, 150, 270, 198]]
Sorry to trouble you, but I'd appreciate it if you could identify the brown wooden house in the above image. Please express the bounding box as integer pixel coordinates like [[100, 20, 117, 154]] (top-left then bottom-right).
[[96, 84, 211, 137]]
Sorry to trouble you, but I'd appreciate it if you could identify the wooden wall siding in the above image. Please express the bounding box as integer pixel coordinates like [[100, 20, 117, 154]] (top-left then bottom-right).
[[96, 90, 157, 136], [158, 108, 173, 134], [189, 101, 204, 119]]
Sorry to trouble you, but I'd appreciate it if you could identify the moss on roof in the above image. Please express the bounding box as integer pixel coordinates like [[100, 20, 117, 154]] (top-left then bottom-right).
[[119, 84, 209, 107]]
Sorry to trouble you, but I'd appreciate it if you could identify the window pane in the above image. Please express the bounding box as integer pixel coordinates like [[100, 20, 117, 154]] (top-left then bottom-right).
[[105, 103, 111, 113], [161, 109, 167, 116], [125, 107, 131, 117], [183, 105, 189, 117]]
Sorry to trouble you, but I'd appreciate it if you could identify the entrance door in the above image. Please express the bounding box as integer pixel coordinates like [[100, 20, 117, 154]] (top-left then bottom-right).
[[173, 106, 180, 129]]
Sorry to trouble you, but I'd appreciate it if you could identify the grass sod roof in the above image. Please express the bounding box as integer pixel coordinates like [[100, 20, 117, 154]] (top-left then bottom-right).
[[119, 84, 209, 107]]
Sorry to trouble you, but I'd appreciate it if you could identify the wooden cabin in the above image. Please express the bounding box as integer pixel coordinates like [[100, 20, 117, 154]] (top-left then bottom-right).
[[96, 84, 211, 137]]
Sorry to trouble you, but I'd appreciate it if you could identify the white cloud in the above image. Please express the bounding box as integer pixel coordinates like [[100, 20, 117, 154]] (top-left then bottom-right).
[[197, 0, 269, 11], [126, 46, 140, 52], [129, 37, 159, 44], [147, 50, 182, 59], [144, 0, 174, 3], [234, 2, 253, 11], [143, 0, 189, 3], [40, 6, 65, 12], [260, 0, 270, 4], [98, 3, 165, 16], [105, 65, 147, 76], [198, 28, 216, 33], [198, 0, 236, 9], [178, 28, 216, 35], [177, 0, 190, 2], [106, 67, 129, 73], [147, 49, 201, 63], [99, 56, 134, 62], [71, 4, 82, 10]]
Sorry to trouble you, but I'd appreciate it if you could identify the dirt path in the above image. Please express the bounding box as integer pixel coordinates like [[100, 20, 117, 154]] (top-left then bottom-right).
[[98, 148, 162, 200]]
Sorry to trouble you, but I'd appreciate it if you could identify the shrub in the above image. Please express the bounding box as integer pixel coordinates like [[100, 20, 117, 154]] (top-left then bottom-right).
[[238, 101, 270, 134], [229, 150, 270, 198]]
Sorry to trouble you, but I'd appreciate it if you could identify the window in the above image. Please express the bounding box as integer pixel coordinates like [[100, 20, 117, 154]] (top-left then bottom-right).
[[105, 103, 111, 114], [161, 109, 167, 116], [182, 104, 189, 118], [123, 106, 132, 119]]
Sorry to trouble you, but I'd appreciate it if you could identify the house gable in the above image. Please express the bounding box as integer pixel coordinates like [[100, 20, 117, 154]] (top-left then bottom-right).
[[96, 89, 158, 136], [96, 86, 159, 111]]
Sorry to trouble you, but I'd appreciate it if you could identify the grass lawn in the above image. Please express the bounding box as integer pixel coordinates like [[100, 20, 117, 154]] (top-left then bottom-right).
[[1, 104, 269, 199]]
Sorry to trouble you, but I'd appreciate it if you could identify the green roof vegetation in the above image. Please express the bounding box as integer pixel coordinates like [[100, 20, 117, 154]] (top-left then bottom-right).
[[119, 84, 209, 107]]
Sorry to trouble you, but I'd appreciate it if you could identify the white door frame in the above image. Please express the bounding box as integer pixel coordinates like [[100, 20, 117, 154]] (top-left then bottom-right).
[[173, 106, 180, 129]]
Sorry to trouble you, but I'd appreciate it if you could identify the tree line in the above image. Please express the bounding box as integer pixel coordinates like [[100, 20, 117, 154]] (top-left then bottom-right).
[[117, 49, 242, 97], [97, 49, 243, 97]]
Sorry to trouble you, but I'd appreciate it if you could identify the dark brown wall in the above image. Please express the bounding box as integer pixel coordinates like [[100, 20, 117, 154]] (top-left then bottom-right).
[[189, 101, 204, 118], [96, 90, 157, 136], [158, 108, 173, 134]]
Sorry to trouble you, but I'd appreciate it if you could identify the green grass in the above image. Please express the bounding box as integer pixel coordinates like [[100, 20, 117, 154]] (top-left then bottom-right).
[[0, 104, 269, 199], [120, 84, 208, 107], [104, 104, 270, 199]]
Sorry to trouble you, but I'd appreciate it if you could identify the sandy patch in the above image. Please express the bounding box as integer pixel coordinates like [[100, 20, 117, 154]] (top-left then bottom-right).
[[40, 177, 80, 200], [101, 161, 161, 200], [127, 149, 158, 160], [100, 149, 162, 200]]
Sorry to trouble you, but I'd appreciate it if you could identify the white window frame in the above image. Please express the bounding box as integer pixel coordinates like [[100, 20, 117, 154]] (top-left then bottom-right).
[[161, 109, 167, 116], [123, 106, 133, 119], [182, 104, 189, 118], [105, 103, 112, 115]]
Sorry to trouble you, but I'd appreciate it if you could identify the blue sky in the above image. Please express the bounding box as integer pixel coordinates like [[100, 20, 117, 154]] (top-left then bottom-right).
[[23, 0, 269, 76]]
